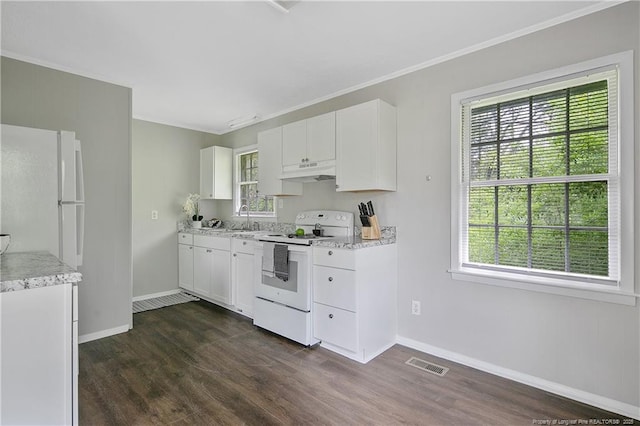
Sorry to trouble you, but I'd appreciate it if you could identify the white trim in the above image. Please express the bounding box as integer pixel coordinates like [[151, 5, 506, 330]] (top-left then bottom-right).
[[78, 324, 129, 344], [396, 335, 640, 421], [450, 51, 635, 302], [131, 288, 181, 302]]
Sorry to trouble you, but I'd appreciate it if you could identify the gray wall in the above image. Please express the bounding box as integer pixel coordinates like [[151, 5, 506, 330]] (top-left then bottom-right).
[[131, 120, 221, 298], [220, 3, 640, 409], [1, 57, 133, 339]]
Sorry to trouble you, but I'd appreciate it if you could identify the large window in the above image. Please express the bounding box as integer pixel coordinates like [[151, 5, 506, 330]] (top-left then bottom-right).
[[451, 52, 635, 304], [234, 146, 274, 216]]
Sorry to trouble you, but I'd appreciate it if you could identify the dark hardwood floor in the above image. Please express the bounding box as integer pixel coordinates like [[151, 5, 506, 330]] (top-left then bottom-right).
[[79, 301, 633, 425]]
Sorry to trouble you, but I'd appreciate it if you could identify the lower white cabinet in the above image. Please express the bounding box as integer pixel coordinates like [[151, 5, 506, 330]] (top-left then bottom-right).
[[178, 233, 254, 316], [1, 283, 77, 425], [232, 238, 255, 317], [312, 244, 397, 363], [178, 243, 194, 291], [193, 235, 232, 305]]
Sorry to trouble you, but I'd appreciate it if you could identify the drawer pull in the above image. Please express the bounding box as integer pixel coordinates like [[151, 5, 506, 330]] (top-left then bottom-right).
[[233, 253, 237, 257], [328, 314, 334, 319], [328, 250, 333, 256], [328, 277, 333, 282], [243, 241, 247, 245], [206, 249, 212, 253]]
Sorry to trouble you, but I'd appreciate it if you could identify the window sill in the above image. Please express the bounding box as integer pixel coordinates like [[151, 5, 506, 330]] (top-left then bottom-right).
[[449, 267, 638, 306]]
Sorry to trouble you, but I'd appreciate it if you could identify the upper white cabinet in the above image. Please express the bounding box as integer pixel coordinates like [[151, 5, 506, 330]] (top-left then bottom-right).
[[282, 111, 336, 173], [200, 146, 232, 199], [257, 127, 303, 196], [336, 99, 397, 192]]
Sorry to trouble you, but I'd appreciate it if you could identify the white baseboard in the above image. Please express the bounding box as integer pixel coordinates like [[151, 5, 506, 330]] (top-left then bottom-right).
[[79, 324, 130, 344], [396, 335, 640, 420], [132, 288, 181, 302]]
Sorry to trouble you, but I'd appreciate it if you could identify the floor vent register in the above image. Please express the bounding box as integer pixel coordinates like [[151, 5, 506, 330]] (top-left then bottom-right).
[[405, 356, 449, 377]]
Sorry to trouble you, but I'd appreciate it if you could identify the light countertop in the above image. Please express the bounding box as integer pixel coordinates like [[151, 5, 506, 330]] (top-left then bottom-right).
[[0, 251, 82, 293]]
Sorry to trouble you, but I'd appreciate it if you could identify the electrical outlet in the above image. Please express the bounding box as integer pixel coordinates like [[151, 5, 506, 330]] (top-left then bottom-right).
[[278, 198, 284, 208], [151, 210, 158, 220], [412, 300, 421, 315]]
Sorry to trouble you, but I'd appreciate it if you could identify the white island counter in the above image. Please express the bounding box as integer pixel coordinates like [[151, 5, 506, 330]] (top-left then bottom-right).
[[1, 251, 81, 425]]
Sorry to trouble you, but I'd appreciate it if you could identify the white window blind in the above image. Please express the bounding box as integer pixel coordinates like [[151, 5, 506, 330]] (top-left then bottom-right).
[[459, 69, 620, 286]]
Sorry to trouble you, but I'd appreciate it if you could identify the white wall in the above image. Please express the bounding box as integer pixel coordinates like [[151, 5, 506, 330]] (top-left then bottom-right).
[[131, 120, 222, 298], [220, 2, 640, 413], [1, 56, 133, 340]]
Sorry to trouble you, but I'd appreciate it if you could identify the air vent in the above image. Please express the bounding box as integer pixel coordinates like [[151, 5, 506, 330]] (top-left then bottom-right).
[[405, 357, 449, 377]]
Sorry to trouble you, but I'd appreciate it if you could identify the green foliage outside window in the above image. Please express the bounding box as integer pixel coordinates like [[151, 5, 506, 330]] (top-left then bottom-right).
[[467, 80, 610, 277], [238, 151, 274, 214]]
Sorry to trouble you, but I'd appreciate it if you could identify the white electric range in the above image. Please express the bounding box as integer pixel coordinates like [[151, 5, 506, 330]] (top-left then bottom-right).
[[252, 210, 354, 345]]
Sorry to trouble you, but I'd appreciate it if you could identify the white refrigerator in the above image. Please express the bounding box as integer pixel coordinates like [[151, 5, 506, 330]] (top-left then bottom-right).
[[1, 124, 85, 269]]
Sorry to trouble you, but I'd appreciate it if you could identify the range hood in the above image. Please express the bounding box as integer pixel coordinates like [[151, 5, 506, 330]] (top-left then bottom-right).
[[279, 163, 336, 183]]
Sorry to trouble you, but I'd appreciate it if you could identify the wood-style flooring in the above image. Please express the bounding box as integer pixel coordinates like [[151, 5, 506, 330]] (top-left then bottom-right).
[[79, 301, 633, 425]]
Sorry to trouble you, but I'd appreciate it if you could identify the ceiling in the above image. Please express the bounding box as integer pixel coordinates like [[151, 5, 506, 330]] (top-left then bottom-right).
[[1, 1, 613, 135]]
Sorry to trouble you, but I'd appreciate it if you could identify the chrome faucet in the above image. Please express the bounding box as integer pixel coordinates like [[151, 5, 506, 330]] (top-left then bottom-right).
[[238, 204, 250, 230]]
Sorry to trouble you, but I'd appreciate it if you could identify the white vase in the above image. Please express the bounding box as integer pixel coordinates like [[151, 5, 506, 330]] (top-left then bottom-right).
[[192, 221, 202, 229]]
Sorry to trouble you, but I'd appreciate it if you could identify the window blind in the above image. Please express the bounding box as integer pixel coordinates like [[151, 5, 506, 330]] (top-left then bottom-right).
[[459, 69, 619, 284]]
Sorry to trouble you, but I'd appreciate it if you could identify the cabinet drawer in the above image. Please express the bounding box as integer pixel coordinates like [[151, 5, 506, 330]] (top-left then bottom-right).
[[232, 238, 255, 255], [313, 247, 355, 269], [178, 232, 194, 245], [313, 266, 356, 312], [194, 235, 231, 251], [313, 303, 357, 352]]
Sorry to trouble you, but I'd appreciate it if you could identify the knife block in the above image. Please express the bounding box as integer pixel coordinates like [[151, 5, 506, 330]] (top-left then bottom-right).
[[362, 215, 381, 240]]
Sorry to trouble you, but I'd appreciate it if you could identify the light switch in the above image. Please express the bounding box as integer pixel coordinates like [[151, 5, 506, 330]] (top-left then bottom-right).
[[151, 210, 158, 220]]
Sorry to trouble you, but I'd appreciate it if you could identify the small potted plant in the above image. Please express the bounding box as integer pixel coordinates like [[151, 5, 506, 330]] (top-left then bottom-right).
[[183, 193, 203, 228]]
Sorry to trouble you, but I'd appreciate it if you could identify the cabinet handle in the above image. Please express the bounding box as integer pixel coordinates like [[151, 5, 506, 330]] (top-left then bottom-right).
[[189, 246, 193, 250], [233, 253, 237, 257], [328, 277, 333, 282], [328, 314, 334, 319], [243, 241, 247, 245], [206, 249, 212, 253], [328, 250, 333, 256]]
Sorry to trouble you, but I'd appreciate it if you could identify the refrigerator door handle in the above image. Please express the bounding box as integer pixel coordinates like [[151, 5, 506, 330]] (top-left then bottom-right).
[[75, 139, 85, 203], [76, 203, 84, 267]]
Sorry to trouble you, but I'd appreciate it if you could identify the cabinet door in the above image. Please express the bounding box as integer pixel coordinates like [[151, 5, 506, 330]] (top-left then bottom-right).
[[178, 244, 194, 291], [0, 285, 73, 425], [200, 146, 232, 200], [307, 111, 335, 163], [233, 251, 254, 317], [200, 146, 214, 199], [210, 248, 232, 305], [336, 101, 378, 191], [257, 127, 302, 196], [282, 120, 307, 167], [193, 246, 212, 296]]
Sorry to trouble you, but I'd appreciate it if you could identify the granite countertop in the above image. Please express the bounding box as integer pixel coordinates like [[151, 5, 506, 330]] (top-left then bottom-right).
[[0, 251, 82, 293], [179, 225, 396, 249], [311, 234, 396, 250]]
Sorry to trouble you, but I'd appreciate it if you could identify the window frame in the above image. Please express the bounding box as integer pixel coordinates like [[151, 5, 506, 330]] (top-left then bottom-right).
[[233, 144, 275, 218], [450, 51, 636, 305]]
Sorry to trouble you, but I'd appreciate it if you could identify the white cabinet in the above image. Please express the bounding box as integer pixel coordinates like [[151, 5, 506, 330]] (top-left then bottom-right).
[[1, 284, 76, 425], [200, 146, 232, 199], [312, 244, 397, 363], [282, 111, 336, 173], [178, 233, 194, 291], [232, 238, 256, 317], [192, 235, 232, 305], [257, 127, 302, 196], [336, 99, 397, 192]]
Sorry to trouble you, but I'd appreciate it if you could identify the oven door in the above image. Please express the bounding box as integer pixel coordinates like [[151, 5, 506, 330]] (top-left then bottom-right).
[[254, 242, 312, 312]]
